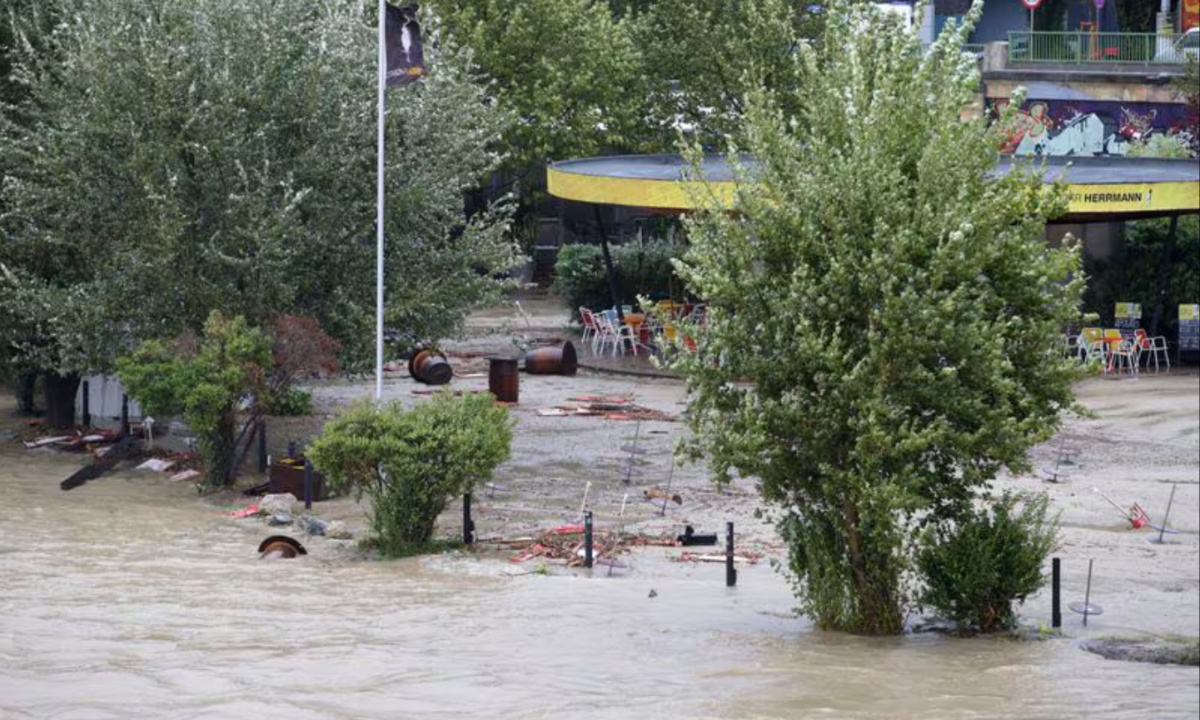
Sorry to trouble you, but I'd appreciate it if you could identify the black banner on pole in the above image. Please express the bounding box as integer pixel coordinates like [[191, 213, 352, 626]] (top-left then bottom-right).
[[386, 4, 425, 87]]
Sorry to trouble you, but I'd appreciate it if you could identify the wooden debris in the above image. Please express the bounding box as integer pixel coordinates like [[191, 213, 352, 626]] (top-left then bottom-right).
[[672, 551, 762, 565], [537, 402, 676, 422]]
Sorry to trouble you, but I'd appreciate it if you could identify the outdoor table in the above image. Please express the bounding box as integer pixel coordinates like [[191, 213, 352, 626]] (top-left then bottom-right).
[[623, 313, 650, 344]]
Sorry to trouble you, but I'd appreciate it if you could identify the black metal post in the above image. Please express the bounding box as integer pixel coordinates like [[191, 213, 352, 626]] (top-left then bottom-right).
[[1083, 559, 1094, 627], [463, 493, 475, 545], [81, 381, 91, 427], [257, 422, 268, 474], [303, 459, 313, 510], [1051, 557, 1062, 629], [726, 521, 737, 587], [584, 510, 594, 568], [591, 205, 625, 324], [120, 394, 130, 437]]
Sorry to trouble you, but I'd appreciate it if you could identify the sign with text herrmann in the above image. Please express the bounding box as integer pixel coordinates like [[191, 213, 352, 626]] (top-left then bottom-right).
[[1066, 182, 1200, 215]]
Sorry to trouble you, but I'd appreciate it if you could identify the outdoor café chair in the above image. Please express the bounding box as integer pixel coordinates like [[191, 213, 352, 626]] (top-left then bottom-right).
[[579, 307, 599, 348], [1103, 329, 1137, 376], [1134, 328, 1170, 373]]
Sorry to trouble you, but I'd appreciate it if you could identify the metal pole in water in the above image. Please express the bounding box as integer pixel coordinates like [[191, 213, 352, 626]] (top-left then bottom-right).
[[1083, 559, 1094, 627], [726, 522, 737, 587], [257, 422, 268, 474], [1157, 484, 1177, 545], [463, 493, 475, 545], [303, 458, 313, 510], [1052, 557, 1062, 629], [120, 394, 130, 437], [584, 510, 594, 569]]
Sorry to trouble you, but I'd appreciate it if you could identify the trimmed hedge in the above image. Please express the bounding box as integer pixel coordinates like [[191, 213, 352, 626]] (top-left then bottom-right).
[[554, 238, 685, 315]]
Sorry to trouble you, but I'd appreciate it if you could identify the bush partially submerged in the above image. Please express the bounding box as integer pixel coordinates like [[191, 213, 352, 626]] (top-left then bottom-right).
[[919, 492, 1060, 633], [307, 392, 512, 557], [118, 312, 271, 490]]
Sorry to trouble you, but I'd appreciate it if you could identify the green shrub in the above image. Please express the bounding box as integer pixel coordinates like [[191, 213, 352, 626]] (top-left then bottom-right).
[[554, 237, 685, 315], [554, 243, 610, 315], [918, 492, 1060, 633], [307, 392, 512, 557]]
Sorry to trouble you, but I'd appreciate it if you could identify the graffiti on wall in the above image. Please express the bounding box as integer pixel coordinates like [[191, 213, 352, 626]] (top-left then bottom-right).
[[993, 100, 1193, 157]]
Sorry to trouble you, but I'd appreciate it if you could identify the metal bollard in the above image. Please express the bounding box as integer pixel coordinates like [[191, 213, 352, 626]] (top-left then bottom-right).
[[120, 394, 130, 437], [726, 522, 737, 587], [257, 423, 268, 474], [303, 459, 313, 510], [1051, 557, 1062, 629], [584, 511, 594, 569], [463, 493, 475, 545]]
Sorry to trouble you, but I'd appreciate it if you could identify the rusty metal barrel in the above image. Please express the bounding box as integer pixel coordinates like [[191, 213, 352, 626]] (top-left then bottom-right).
[[524, 341, 578, 376], [487, 357, 520, 403], [408, 349, 453, 385]]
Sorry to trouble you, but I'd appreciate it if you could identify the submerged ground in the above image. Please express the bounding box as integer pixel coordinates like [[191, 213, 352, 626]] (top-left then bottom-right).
[[2, 295, 1197, 719]]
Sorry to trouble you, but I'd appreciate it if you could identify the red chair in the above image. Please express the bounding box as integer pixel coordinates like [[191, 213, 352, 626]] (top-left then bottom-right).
[[579, 307, 599, 350], [1134, 329, 1170, 372]]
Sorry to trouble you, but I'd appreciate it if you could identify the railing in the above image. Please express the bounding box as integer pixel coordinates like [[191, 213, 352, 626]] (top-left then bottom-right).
[[1007, 31, 1191, 64]]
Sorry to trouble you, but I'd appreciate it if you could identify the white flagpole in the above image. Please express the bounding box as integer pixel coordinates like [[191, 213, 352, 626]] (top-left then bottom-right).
[[375, 0, 386, 404]]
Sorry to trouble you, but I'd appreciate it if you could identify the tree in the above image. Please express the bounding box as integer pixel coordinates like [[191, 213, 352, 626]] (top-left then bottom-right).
[[672, 0, 1084, 635], [117, 312, 271, 491], [1, 0, 518, 427]]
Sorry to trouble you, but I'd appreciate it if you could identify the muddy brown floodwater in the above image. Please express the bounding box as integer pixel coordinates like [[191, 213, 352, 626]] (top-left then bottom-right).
[[2, 369, 1199, 719]]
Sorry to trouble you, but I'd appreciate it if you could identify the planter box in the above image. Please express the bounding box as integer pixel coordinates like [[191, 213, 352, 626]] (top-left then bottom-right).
[[268, 459, 329, 502]]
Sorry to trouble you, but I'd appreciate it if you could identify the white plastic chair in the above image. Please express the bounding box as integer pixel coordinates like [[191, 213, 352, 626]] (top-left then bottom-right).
[[595, 310, 637, 357]]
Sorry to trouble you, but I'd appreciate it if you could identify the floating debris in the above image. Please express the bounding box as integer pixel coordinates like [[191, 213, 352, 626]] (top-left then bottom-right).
[[258, 535, 307, 559]]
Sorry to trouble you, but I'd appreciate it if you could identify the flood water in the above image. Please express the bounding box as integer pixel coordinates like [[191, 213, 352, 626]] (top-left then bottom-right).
[[2, 443, 1198, 720]]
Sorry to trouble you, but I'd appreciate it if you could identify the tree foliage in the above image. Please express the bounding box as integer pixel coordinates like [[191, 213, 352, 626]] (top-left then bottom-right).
[[628, 0, 816, 149], [672, 0, 1083, 635], [428, 0, 644, 175], [1, 0, 518, 393], [308, 392, 512, 556], [117, 312, 271, 491]]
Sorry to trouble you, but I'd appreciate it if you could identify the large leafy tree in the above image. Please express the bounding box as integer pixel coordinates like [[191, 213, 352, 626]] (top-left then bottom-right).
[[428, 0, 644, 180], [627, 0, 821, 149], [673, 0, 1084, 635], [1, 0, 517, 427]]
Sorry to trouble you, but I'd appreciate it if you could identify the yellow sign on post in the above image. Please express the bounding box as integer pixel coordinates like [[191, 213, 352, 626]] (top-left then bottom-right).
[[1181, 304, 1200, 354], [1114, 302, 1141, 319]]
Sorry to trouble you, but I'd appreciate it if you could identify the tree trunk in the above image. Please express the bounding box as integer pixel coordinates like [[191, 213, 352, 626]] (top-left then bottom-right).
[[15, 372, 38, 415], [42, 372, 81, 430], [201, 410, 239, 489], [844, 499, 903, 636]]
